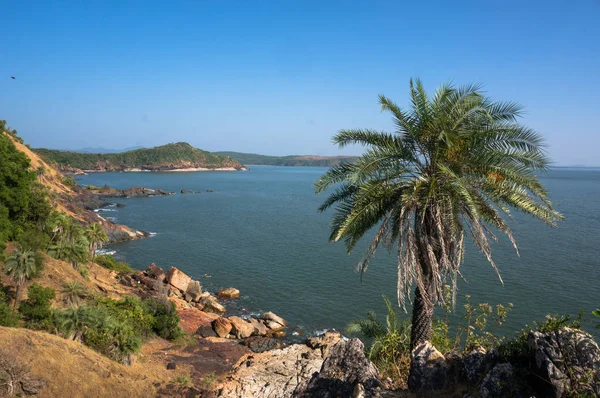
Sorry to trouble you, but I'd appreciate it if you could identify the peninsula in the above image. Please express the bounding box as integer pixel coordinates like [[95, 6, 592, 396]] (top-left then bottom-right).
[[34, 142, 247, 173]]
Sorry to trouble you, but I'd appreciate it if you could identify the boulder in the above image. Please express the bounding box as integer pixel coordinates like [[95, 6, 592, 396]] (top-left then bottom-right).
[[529, 327, 600, 397], [177, 308, 219, 334], [261, 311, 286, 326], [264, 320, 284, 331], [479, 363, 514, 398], [165, 267, 192, 293], [299, 338, 380, 397], [247, 318, 268, 336], [185, 281, 203, 302], [462, 346, 488, 384], [272, 330, 286, 338], [408, 341, 451, 392], [217, 287, 240, 301], [307, 330, 343, 358], [201, 296, 226, 315], [212, 317, 233, 338], [228, 316, 255, 339], [144, 263, 165, 282], [242, 336, 287, 353]]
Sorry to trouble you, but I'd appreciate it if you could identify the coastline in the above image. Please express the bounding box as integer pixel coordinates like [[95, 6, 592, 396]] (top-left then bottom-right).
[[80, 166, 247, 173]]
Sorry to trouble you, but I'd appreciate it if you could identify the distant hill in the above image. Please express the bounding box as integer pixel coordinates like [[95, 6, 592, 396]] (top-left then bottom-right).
[[71, 146, 145, 153], [35, 143, 246, 172], [214, 151, 356, 167]]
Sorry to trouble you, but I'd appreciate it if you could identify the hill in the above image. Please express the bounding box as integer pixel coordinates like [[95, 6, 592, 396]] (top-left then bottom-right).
[[2, 131, 147, 243], [35, 142, 247, 172], [214, 151, 356, 167]]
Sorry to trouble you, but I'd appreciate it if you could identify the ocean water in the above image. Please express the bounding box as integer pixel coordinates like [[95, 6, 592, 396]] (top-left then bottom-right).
[[77, 167, 600, 339]]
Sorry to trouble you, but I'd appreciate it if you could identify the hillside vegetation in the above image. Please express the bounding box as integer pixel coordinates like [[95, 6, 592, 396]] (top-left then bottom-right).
[[35, 142, 246, 172], [215, 151, 356, 167]]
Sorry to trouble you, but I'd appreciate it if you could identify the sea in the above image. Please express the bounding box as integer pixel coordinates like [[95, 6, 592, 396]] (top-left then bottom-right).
[[77, 166, 600, 340]]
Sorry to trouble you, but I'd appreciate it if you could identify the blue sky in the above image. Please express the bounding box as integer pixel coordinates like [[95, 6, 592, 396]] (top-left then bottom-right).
[[1, 0, 598, 165]]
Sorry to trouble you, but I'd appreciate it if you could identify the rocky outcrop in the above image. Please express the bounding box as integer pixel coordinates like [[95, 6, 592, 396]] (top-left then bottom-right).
[[145, 263, 165, 282], [300, 338, 381, 397], [408, 341, 451, 392], [228, 316, 255, 339], [88, 186, 174, 198], [217, 332, 343, 398], [529, 327, 600, 397], [479, 362, 514, 398]]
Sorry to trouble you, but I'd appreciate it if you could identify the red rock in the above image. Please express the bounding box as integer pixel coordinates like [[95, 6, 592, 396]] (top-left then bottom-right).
[[166, 267, 192, 293], [177, 308, 219, 334], [145, 263, 165, 282]]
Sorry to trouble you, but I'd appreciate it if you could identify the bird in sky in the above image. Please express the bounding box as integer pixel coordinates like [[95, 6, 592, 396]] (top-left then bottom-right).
[[11, 76, 15, 79]]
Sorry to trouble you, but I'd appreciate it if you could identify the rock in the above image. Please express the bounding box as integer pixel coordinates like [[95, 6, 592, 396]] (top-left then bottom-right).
[[264, 320, 284, 331], [195, 324, 218, 338], [261, 311, 286, 326], [116, 203, 126, 208], [145, 263, 165, 282], [212, 318, 233, 338], [20, 376, 46, 395], [299, 338, 380, 397], [227, 316, 255, 339], [200, 296, 226, 315], [181, 189, 191, 194], [479, 363, 514, 397], [247, 318, 268, 336], [272, 330, 286, 338], [462, 346, 488, 384], [177, 308, 219, 334], [185, 281, 203, 302], [408, 341, 451, 392], [218, 343, 325, 397], [217, 287, 240, 300], [242, 336, 287, 353], [307, 330, 343, 358], [166, 267, 193, 293], [167, 362, 177, 370], [529, 327, 600, 398]]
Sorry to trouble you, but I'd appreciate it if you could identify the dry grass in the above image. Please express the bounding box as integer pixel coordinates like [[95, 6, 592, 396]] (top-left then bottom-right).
[[0, 327, 185, 398]]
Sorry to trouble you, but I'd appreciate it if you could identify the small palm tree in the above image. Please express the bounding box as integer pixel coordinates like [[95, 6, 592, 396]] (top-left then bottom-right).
[[61, 281, 87, 306], [49, 240, 88, 270], [5, 248, 37, 308], [84, 223, 108, 264], [316, 79, 562, 354]]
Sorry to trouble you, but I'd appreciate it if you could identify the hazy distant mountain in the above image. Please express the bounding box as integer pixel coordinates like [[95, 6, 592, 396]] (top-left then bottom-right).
[[214, 151, 356, 167]]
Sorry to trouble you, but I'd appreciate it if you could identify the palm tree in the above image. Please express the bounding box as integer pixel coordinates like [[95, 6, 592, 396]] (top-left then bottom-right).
[[61, 281, 87, 306], [84, 223, 108, 264], [315, 79, 562, 353], [5, 248, 37, 308], [49, 240, 88, 270]]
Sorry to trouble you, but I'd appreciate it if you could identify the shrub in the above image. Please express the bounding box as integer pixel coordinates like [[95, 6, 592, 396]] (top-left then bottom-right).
[[0, 283, 20, 327], [19, 283, 55, 329], [78, 266, 89, 279], [593, 308, 600, 329], [96, 254, 132, 273], [144, 298, 184, 340]]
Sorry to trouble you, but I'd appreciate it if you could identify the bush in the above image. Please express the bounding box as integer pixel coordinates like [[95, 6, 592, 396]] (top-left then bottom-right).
[[51, 295, 182, 364], [0, 283, 20, 327], [144, 298, 184, 340], [95, 254, 132, 273], [18, 283, 55, 329]]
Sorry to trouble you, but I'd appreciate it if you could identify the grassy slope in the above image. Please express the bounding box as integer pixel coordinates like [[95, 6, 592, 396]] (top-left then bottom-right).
[[35, 142, 245, 171], [215, 151, 356, 167]]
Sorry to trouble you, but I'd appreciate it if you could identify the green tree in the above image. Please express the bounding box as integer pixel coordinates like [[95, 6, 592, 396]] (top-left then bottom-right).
[[84, 223, 108, 264], [315, 79, 562, 353], [5, 248, 37, 308], [49, 240, 88, 270]]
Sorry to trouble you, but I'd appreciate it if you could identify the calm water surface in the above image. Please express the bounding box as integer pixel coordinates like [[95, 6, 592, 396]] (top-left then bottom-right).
[[77, 167, 600, 338]]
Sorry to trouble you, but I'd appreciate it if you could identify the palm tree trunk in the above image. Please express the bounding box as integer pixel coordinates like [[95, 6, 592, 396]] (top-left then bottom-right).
[[13, 284, 21, 309], [410, 284, 434, 349]]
